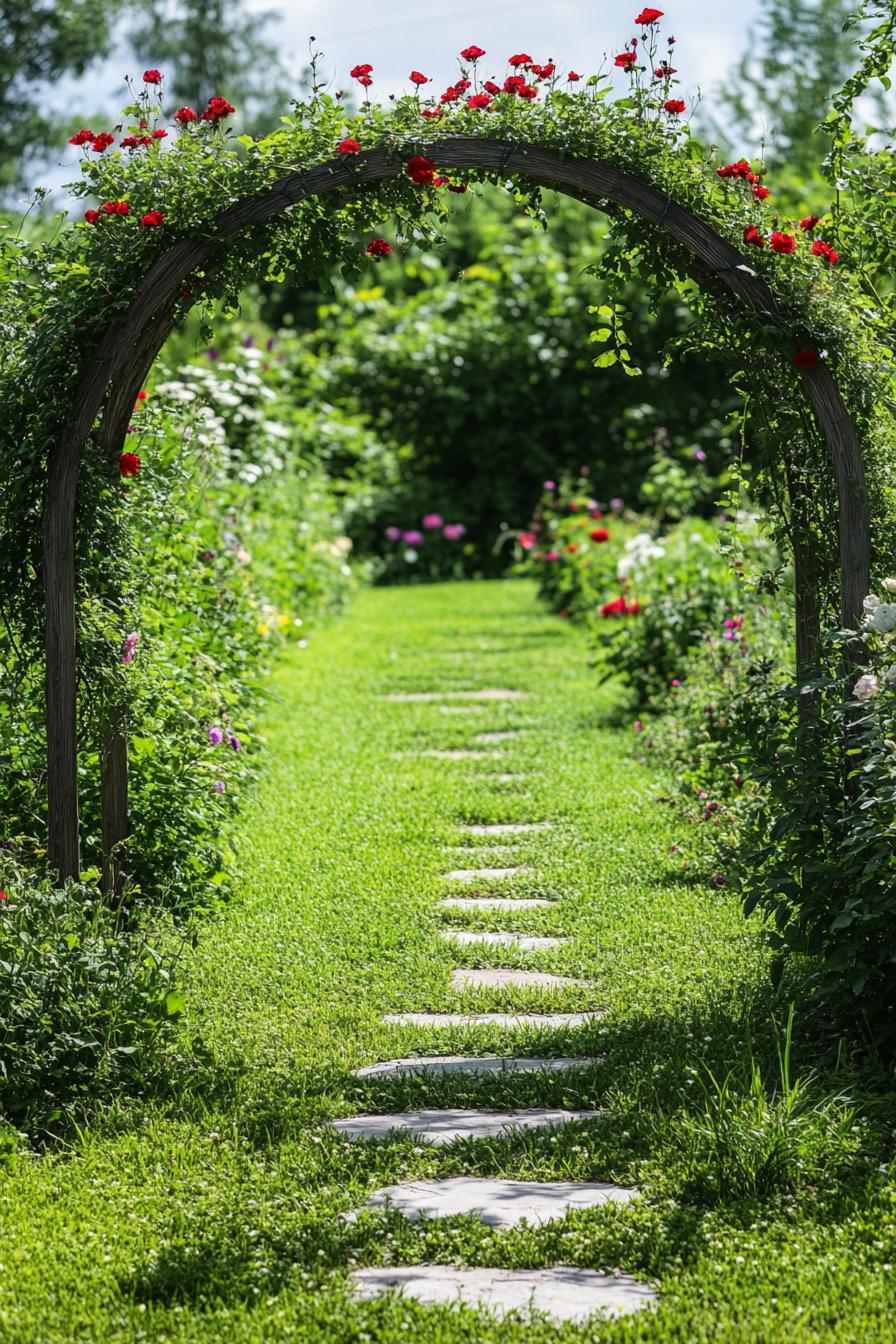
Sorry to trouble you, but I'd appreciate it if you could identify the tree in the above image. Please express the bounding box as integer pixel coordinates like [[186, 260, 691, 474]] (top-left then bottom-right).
[[0, 0, 123, 191]]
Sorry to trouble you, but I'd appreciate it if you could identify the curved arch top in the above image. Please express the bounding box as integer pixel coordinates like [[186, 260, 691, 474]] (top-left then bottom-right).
[[43, 137, 870, 879]]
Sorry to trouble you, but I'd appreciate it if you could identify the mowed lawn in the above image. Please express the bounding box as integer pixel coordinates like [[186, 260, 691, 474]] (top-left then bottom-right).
[[1, 580, 894, 1342]]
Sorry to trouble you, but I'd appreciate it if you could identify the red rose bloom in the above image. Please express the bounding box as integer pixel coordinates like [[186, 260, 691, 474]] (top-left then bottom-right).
[[794, 350, 820, 368], [356, 75, 373, 87], [503, 75, 527, 93], [800, 215, 820, 231], [812, 239, 839, 265], [518, 83, 538, 99], [615, 52, 637, 68], [566, 543, 577, 554], [664, 98, 686, 114], [143, 69, 163, 84], [655, 62, 677, 77], [175, 106, 197, 125], [84, 209, 100, 224], [635, 7, 664, 22], [484, 80, 501, 94], [69, 128, 95, 146], [350, 63, 373, 78], [202, 96, 236, 121], [135, 390, 147, 401], [421, 107, 443, 119], [590, 528, 611, 542], [460, 45, 486, 60], [567, 71, 582, 82], [717, 158, 755, 181], [140, 211, 165, 227], [337, 137, 361, 153], [406, 154, 437, 184], [100, 200, 130, 215], [466, 93, 492, 109], [508, 52, 533, 67], [120, 135, 141, 148], [530, 63, 556, 79], [770, 231, 797, 254], [743, 224, 765, 248], [366, 239, 392, 259], [91, 133, 116, 152], [409, 70, 430, 85], [751, 183, 771, 201], [119, 452, 141, 477], [152, 128, 167, 140], [455, 78, 472, 91], [441, 85, 462, 103]]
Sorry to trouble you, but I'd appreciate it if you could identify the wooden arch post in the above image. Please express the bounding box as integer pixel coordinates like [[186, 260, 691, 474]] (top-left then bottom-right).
[[44, 137, 871, 883]]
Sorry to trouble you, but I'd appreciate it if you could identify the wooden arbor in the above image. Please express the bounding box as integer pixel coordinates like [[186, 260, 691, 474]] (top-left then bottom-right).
[[44, 137, 871, 882]]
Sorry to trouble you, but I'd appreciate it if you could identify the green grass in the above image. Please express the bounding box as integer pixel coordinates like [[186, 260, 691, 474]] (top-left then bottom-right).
[[2, 579, 895, 1342]]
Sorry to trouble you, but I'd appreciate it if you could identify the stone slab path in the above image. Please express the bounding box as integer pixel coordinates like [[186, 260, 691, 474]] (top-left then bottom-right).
[[463, 822, 552, 835], [356, 1177, 639, 1228], [438, 896, 553, 910], [330, 1107, 602, 1145], [354, 1055, 598, 1080], [383, 1012, 601, 1028], [352, 1265, 657, 1323], [442, 866, 532, 881], [440, 930, 569, 950]]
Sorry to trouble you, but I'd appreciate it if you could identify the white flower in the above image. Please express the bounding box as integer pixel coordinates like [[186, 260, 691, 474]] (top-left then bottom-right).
[[617, 532, 665, 581], [403, 548, 419, 564], [882, 578, 896, 593], [853, 674, 881, 702], [867, 603, 896, 634], [885, 665, 896, 683]]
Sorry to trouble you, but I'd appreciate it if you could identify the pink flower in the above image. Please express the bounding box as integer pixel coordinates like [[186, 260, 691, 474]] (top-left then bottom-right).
[[422, 512, 444, 530], [386, 526, 401, 541], [519, 531, 537, 550], [402, 529, 424, 545], [671, 678, 681, 687], [543, 480, 556, 491], [443, 523, 466, 540], [610, 497, 624, 511], [546, 550, 561, 561], [121, 631, 140, 664]]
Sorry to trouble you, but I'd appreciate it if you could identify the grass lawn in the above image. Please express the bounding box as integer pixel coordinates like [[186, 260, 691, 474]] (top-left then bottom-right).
[[1, 579, 895, 1342]]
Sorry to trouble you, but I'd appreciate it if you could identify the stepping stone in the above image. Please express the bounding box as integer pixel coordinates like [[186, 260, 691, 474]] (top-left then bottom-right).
[[330, 1107, 601, 1146], [419, 751, 500, 761], [383, 1012, 600, 1029], [451, 969, 590, 992], [383, 690, 528, 703], [440, 930, 569, 950], [355, 1176, 637, 1228], [438, 897, 553, 910], [352, 1265, 657, 1323], [354, 1055, 597, 1080], [463, 823, 552, 836], [443, 867, 531, 881], [474, 731, 524, 745], [492, 774, 530, 783]]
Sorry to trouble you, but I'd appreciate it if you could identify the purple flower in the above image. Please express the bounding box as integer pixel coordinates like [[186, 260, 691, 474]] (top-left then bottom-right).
[[121, 630, 140, 665], [229, 735, 241, 752], [208, 725, 224, 746], [579, 465, 590, 476], [694, 448, 707, 462], [214, 779, 225, 794], [422, 513, 444, 531], [243, 334, 254, 348], [385, 526, 401, 542], [207, 347, 219, 361], [543, 480, 556, 491], [442, 523, 466, 541], [610, 497, 624, 511], [402, 530, 424, 545], [634, 720, 645, 732]]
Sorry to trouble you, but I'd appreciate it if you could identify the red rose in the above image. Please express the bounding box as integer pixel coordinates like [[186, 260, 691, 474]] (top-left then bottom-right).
[[770, 231, 796, 254], [518, 83, 538, 99], [406, 154, 437, 184], [503, 75, 527, 94], [366, 239, 392, 259], [566, 543, 577, 554], [635, 8, 664, 23], [140, 211, 165, 227], [337, 137, 361, 153], [794, 350, 820, 368], [0, 891, 7, 902], [152, 128, 167, 140], [69, 128, 95, 146], [590, 528, 611, 542], [120, 135, 140, 148], [530, 63, 555, 79], [615, 52, 637, 68], [800, 215, 820, 231], [202, 96, 236, 122], [484, 80, 501, 94], [508, 52, 533, 67], [567, 71, 582, 82], [119, 452, 141, 477], [100, 200, 130, 215], [751, 183, 771, 201], [84, 209, 100, 225], [466, 93, 492, 109], [409, 71, 430, 85], [664, 98, 685, 114], [717, 158, 754, 180], [743, 224, 765, 248], [143, 69, 163, 84], [135, 390, 147, 401], [440, 85, 462, 103], [460, 45, 486, 60], [356, 75, 373, 87], [90, 132, 116, 152], [655, 62, 677, 77], [812, 239, 839, 265], [350, 64, 373, 78], [421, 107, 442, 119], [175, 106, 197, 125]]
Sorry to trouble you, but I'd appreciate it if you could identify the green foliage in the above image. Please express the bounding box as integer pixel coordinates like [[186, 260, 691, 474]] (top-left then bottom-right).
[[0, 861, 182, 1131]]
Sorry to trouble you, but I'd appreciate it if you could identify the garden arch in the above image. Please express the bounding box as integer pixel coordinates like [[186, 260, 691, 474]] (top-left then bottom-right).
[[44, 136, 870, 883]]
